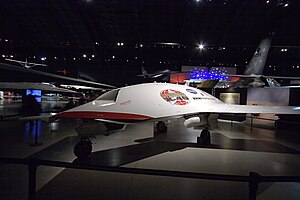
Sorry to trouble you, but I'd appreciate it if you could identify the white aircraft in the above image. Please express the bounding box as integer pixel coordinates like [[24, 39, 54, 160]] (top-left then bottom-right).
[[5, 58, 47, 68], [54, 82, 300, 158]]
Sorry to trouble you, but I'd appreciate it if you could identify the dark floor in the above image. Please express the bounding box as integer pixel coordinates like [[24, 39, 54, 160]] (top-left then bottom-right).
[[1, 118, 300, 200]]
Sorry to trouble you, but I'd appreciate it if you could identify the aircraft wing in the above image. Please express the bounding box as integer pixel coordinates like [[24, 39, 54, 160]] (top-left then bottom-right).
[[226, 74, 300, 80], [152, 103, 300, 121], [185, 103, 300, 116], [0, 62, 116, 89], [137, 74, 148, 77], [5, 58, 26, 64], [55, 103, 300, 126], [0, 82, 77, 93], [263, 75, 300, 80], [225, 74, 261, 78]]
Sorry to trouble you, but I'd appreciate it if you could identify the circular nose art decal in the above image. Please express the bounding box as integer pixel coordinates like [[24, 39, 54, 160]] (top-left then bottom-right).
[[160, 89, 190, 105]]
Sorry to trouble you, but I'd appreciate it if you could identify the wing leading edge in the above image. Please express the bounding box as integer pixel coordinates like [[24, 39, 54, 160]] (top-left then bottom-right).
[[185, 104, 300, 115]]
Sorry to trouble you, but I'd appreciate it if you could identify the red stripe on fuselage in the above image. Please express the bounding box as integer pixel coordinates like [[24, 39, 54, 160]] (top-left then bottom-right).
[[57, 111, 153, 121]]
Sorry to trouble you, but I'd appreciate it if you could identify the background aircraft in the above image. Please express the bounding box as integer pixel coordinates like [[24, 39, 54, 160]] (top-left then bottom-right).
[[137, 66, 177, 79], [227, 37, 300, 87], [0, 82, 77, 93], [55, 82, 300, 158], [5, 58, 47, 68], [0, 62, 115, 117], [0, 62, 116, 89], [226, 37, 272, 87]]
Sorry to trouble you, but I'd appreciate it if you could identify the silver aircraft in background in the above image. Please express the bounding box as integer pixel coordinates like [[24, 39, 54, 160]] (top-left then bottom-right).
[[225, 37, 300, 87]]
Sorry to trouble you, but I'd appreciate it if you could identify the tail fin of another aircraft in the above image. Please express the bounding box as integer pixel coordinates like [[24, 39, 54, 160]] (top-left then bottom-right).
[[243, 37, 272, 75], [141, 66, 148, 76]]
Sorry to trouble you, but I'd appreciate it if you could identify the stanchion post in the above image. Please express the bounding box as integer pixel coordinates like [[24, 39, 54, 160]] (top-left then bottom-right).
[[28, 158, 38, 200], [30, 120, 43, 146], [34, 120, 38, 144], [248, 172, 260, 200]]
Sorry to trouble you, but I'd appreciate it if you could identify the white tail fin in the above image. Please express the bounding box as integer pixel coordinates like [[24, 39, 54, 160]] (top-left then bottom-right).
[[244, 37, 272, 75]]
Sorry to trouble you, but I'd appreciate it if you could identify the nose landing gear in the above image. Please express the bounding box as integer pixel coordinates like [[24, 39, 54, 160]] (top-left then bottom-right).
[[74, 137, 92, 159]]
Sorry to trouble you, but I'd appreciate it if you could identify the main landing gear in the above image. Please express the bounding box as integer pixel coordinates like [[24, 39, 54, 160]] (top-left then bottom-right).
[[197, 127, 211, 145], [156, 121, 167, 134]]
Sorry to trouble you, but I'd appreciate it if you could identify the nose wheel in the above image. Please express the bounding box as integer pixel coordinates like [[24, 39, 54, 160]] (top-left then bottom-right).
[[74, 137, 92, 158]]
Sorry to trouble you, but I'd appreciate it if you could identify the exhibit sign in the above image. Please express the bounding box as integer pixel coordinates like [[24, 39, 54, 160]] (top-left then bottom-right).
[[220, 93, 240, 105]]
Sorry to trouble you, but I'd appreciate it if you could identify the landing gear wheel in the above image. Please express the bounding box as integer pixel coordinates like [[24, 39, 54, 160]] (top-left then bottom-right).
[[74, 139, 92, 158], [200, 128, 211, 145], [157, 121, 167, 134]]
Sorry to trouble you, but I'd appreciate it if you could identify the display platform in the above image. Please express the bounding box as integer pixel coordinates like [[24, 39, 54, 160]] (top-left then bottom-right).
[[1, 118, 300, 200], [35, 146, 300, 200], [33, 119, 300, 200]]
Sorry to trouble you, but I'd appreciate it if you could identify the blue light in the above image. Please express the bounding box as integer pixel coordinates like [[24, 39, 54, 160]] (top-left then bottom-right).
[[190, 67, 229, 81]]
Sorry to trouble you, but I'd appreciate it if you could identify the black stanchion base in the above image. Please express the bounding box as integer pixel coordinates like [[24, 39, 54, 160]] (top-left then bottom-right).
[[30, 143, 43, 146]]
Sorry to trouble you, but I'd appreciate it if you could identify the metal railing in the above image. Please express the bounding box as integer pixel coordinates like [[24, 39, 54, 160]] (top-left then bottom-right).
[[1, 157, 300, 200]]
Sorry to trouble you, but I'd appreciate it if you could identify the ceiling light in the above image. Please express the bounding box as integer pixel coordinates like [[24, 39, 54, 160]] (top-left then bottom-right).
[[199, 44, 204, 49], [83, 54, 87, 58]]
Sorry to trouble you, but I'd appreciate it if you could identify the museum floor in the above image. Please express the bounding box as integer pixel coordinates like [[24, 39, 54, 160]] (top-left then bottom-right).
[[0, 117, 300, 200]]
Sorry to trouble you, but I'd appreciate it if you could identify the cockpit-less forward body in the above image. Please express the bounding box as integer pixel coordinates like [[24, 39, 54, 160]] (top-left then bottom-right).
[[56, 83, 300, 158]]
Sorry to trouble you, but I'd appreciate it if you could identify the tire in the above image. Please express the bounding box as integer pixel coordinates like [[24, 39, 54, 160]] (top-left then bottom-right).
[[157, 121, 167, 133], [74, 140, 92, 158]]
